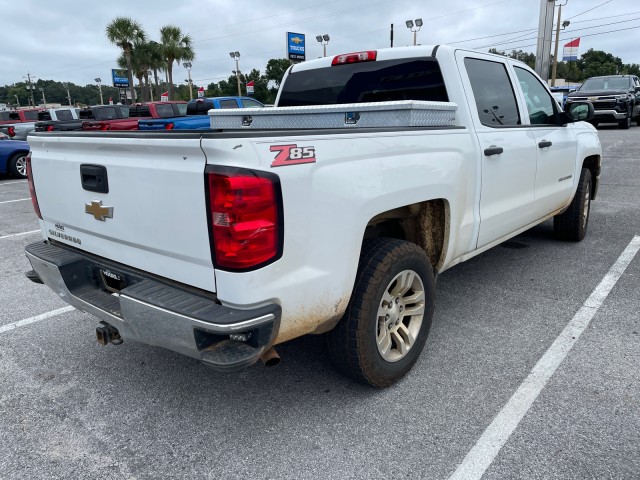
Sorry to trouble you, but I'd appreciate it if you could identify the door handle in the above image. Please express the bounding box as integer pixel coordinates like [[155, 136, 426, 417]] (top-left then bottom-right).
[[538, 140, 553, 148], [484, 146, 503, 156]]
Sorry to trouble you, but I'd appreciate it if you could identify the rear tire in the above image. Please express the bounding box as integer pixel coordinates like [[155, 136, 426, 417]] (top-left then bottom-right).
[[554, 168, 592, 242], [8, 153, 27, 179], [327, 238, 435, 387]]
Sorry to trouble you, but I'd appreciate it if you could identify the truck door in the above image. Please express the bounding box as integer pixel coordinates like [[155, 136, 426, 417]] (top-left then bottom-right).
[[458, 54, 538, 248], [512, 66, 576, 217]]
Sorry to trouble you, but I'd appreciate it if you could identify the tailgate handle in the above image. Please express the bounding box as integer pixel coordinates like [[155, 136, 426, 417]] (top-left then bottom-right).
[[80, 164, 109, 193]]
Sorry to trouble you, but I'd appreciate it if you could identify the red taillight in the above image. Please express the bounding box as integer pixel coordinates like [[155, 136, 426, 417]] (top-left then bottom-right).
[[100, 124, 110, 131], [165, 122, 174, 130], [26, 153, 42, 220], [46, 125, 54, 132], [206, 168, 281, 270], [7, 126, 15, 137], [331, 50, 377, 66]]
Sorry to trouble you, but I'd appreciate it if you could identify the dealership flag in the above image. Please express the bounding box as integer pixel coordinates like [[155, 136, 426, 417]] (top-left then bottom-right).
[[160, 91, 169, 101], [562, 38, 580, 61], [198, 86, 205, 98], [246, 80, 255, 95]]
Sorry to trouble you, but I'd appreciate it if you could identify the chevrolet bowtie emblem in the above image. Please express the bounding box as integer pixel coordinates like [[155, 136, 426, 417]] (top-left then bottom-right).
[[85, 200, 114, 221]]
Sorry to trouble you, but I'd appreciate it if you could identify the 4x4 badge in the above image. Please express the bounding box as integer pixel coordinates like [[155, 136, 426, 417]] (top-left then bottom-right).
[[85, 200, 114, 221]]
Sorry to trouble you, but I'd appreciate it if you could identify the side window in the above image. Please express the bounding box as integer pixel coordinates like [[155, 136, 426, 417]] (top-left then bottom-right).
[[55, 110, 73, 121], [514, 67, 557, 125], [242, 99, 263, 108], [219, 100, 239, 109], [154, 104, 174, 117], [464, 58, 520, 127]]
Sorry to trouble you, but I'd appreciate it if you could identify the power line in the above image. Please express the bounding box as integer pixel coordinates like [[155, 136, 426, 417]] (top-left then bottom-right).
[[566, 0, 614, 20]]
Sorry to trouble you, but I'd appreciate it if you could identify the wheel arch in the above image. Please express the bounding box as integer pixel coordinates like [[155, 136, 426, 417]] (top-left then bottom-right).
[[582, 154, 601, 200], [363, 198, 450, 273]]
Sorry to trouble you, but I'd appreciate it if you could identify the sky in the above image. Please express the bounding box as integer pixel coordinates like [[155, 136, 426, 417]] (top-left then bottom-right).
[[1, 0, 638, 88]]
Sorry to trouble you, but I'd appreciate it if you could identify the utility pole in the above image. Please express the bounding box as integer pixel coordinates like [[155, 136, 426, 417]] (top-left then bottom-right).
[[551, 3, 569, 86], [95, 78, 104, 105], [14, 95, 20, 108], [39, 87, 46, 108], [390, 24, 394, 47], [534, 0, 555, 80], [183, 62, 193, 100], [63, 82, 72, 106]]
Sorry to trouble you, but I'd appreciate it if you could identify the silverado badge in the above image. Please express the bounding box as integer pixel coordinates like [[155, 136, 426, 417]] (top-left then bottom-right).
[[85, 200, 114, 221]]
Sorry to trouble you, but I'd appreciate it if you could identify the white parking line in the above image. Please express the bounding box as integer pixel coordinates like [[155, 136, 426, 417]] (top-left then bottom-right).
[[449, 235, 640, 480], [0, 230, 40, 240], [0, 180, 28, 187], [0, 306, 75, 335], [0, 198, 30, 205]]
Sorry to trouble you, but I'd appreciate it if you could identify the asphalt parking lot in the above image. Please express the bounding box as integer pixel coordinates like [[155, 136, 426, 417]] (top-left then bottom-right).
[[1, 126, 639, 479]]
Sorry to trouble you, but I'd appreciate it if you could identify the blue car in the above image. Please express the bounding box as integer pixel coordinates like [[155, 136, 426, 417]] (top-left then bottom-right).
[[138, 96, 264, 130], [0, 135, 30, 179]]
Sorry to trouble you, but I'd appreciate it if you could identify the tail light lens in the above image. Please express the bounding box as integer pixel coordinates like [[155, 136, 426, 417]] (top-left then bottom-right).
[[46, 125, 54, 132], [206, 167, 282, 270], [26, 153, 42, 220], [165, 122, 175, 130], [7, 126, 15, 137], [332, 50, 377, 66], [100, 123, 110, 131]]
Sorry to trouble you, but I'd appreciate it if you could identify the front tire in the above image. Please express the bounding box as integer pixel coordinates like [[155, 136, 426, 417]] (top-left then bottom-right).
[[327, 238, 435, 387], [554, 168, 592, 242], [618, 108, 631, 129], [8, 153, 28, 179]]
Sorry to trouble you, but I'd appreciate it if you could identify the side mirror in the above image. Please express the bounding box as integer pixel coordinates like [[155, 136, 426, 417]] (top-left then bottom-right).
[[564, 102, 595, 123]]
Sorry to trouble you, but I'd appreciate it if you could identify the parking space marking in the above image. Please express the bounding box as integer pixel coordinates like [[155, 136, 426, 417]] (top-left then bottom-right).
[[0, 198, 30, 205], [0, 180, 28, 187], [0, 306, 75, 335], [0, 230, 40, 240], [449, 235, 640, 480]]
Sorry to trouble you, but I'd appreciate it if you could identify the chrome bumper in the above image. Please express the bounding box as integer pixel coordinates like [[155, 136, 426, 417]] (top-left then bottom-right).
[[25, 241, 280, 370], [593, 109, 627, 120]]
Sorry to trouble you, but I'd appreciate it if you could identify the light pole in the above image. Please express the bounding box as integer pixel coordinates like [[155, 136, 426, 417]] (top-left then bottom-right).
[[24, 73, 36, 107], [183, 62, 193, 100], [551, 1, 570, 87], [39, 87, 46, 108], [14, 95, 20, 108], [405, 18, 423, 46], [315, 34, 330, 57], [95, 78, 104, 105], [63, 82, 72, 106], [229, 51, 242, 97]]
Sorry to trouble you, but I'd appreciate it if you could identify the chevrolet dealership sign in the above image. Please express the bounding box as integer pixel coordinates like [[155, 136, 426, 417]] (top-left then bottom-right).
[[287, 32, 306, 62]]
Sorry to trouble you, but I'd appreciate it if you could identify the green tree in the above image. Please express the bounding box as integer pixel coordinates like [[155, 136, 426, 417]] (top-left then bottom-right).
[[158, 25, 195, 100], [106, 17, 147, 104], [489, 48, 535, 69], [577, 49, 624, 78], [265, 59, 292, 87]]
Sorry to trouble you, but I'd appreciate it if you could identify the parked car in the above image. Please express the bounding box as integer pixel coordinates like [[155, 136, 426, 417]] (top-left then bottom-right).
[[549, 85, 580, 108], [0, 136, 29, 178], [566, 74, 640, 128], [82, 101, 187, 131], [35, 105, 130, 132], [0, 108, 42, 125], [0, 107, 80, 140], [138, 97, 264, 130]]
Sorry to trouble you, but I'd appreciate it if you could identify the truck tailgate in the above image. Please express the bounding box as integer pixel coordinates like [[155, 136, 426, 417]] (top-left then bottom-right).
[[28, 133, 216, 292]]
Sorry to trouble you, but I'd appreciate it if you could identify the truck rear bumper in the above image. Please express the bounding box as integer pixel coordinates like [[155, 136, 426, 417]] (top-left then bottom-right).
[[25, 241, 280, 371]]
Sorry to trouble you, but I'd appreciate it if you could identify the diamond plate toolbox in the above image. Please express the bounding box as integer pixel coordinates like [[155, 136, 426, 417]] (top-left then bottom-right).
[[209, 100, 457, 129]]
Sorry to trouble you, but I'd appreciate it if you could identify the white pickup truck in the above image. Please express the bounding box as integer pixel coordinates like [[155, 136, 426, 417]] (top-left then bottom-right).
[[1, 107, 80, 142], [25, 46, 601, 387]]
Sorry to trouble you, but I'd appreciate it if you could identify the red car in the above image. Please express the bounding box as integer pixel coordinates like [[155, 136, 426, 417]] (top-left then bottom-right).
[[82, 101, 187, 131]]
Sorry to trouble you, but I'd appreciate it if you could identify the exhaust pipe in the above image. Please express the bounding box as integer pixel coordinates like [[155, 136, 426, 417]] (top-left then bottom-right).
[[96, 321, 122, 346], [260, 347, 280, 367]]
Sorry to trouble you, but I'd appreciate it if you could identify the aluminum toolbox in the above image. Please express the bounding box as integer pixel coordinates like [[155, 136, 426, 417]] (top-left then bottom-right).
[[208, 100, 457, 130]]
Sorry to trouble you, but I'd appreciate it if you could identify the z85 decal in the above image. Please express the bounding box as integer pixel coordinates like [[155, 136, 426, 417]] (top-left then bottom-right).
[[270, 144, 316, 167]]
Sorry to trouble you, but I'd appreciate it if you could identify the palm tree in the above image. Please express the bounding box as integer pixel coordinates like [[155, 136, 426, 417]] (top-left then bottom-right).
[[106, 17, 146, 104], [158, 25, 195, 100]]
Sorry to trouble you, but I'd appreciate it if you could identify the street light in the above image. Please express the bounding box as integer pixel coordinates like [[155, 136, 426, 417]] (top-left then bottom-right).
[[183, 62, 193, 100], [39, 87, 46, 108], [14, 95, 19, 108], [229, 51, 242, 97], [406, 18, 423, 46], [95, 78, 104, 105], [315, 34, 330, 57]]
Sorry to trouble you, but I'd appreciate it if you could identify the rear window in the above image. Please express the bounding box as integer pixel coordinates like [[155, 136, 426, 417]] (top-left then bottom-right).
[[176, 104, 187, 115], [38, 111, 53, 121], [155, 104, 177, 117], [0, 112, 13, 121], [187, 100, 213, 115], [278, 58, 449, 106], [23, 111, 39, 121], [55, 110, 74, 121], [129, 105, 151, 117], [242, 99, 264, 108]]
